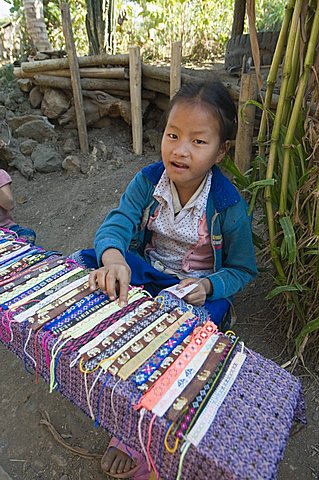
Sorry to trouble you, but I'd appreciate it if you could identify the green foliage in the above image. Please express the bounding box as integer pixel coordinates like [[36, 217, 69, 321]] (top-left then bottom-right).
[[255, 0, 286, 31], [43, 1, 88, 54]]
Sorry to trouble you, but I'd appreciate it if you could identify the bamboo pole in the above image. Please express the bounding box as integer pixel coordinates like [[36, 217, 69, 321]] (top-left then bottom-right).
[[21, 53, 129, 73], [15, 67, 126, 79], [129, 47, 143, 155], [279, 0, 319, 215], [234, 72, 258, 173], [61, 3, 88, 154], [263, 0, 302, 280], [33, 75, 129, 92], [170, 41, 182, 99], [258, 0, 296, 159]]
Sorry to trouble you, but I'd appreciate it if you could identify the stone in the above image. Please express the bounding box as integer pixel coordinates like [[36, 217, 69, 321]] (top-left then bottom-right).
[[20, 139, 38, 156], [0, 106, 6, 119], [41, 88, 70, 119], [0, 465, 13, 480], [15, 119, 55, 143], [8, 114, 48, 132], [62, 137, 78, 154], [144, 128, 161, 151], [9, 153, 34, 179], [17, 78, 33, 93], [29, 86, 44, 109], [0, 92, 5, 105], [62, 155, 81, 173], [31, 144, 62, 173]]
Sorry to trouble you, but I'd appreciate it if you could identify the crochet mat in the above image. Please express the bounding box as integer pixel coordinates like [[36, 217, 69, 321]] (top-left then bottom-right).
[[0, 319, 306, 480]]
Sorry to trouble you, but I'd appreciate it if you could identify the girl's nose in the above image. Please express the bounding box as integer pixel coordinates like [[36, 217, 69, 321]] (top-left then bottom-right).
[[173, 141, 189, 157]]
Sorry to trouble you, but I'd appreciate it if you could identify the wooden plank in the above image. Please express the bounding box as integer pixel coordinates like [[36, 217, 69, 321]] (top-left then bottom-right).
[[234, 72, 258, 173], [170, 41, 182, 99], [61, 2, 88, 154], [129, 46, 143, 155]]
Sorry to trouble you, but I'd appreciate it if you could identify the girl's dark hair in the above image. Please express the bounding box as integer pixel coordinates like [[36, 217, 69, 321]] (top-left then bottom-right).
[[167, 80, 237, 143]]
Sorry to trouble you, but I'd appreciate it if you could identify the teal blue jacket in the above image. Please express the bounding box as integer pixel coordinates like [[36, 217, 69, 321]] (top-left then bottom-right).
[[95, 162, 257, 301]]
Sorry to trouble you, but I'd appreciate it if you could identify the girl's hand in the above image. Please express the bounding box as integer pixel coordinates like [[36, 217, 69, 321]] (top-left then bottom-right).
[[177, 277, 212, 306], [88, 249, 131, 306]]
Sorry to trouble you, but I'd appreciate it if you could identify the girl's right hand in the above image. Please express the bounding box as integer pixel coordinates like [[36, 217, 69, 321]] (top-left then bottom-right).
[[88, 249, 131, 306]]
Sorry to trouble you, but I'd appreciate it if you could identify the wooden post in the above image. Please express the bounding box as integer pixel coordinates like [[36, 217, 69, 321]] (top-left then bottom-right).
[[60, 3, 89, 154], [234, 72, 258, 173], [170, 41, 182, 99], [129, 46, 142, 155]]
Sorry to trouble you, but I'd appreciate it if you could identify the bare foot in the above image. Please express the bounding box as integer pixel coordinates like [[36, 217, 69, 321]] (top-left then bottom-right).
[[102, 446, 136, 476]]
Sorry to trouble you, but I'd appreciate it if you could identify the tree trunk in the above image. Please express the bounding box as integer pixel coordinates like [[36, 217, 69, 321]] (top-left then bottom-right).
[[23, 0, 53, 52], [85, 0, 115, 55], [231, 0, 246, 38]]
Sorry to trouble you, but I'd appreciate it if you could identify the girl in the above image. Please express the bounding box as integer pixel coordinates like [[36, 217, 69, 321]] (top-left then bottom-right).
[[74, 80, 257, 478], [0, 169, 36, 243]]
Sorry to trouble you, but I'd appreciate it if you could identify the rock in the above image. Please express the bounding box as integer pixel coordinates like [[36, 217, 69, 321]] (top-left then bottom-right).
[[9, 153, 34, 179], [144, 128, 161, 151], [0, 465, 13, 480], [9, 114, 49, 132], [31, 144, 62, 173], [59, 475, 69, 480], [51, 454, 67, 468], [15, 119, 55, 143], [62, 137, 78, 154], [0, 106, 6, 120], [41, 88, 70, 119], [19, 139, 38, 156], [62, 155, 81, 172], [4, 97, 17, 111], [0, 92, 5, 105], [17, 78, 33, 93], [29, 86, 44, 108]]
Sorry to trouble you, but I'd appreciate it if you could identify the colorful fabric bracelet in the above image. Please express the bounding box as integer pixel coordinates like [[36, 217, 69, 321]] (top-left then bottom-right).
[[138, 321, 218, 412], [62, 295, 149, 355], [167, 336, 232, 422], [83, 304, 182, 372], [133, 315, 198, 387]]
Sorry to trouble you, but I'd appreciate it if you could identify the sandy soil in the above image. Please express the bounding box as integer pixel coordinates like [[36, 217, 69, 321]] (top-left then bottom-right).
[[0, 91, 318, 480]]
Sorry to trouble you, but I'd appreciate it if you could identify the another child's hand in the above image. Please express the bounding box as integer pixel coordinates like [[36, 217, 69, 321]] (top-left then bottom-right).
[[88, 249, 131, 306], [177, 277, 212, 306]]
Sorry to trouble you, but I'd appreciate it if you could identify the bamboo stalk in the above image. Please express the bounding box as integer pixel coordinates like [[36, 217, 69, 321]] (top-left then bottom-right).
[[279, 0, 319, 215], [21, 53, 129, 73], [33, 75, 130, 92], [282, 21, 301, 126], [263, 0, 303, 279], [15, 67, 126, 79], [258, 0, 296, 159]]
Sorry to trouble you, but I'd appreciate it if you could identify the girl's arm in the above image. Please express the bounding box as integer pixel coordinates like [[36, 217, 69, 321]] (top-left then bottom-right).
[[206, 199, 257, 301], [0, 183, 14, 211], [94, 171, 154, 265]]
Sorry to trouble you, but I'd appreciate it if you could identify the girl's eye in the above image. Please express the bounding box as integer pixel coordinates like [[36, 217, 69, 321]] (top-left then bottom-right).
[[194, 139, 206, 144], [168, 133, 177, 139]]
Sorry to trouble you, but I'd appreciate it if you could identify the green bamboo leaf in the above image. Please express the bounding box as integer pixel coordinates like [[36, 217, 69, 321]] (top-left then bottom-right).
[[247, 179, 276, 190], [221, 156, 250, 188], [279, 216, 297, 264], [304, 249, 319, 256], [266, 284, 303, 300], [295, 315, 319, 352]]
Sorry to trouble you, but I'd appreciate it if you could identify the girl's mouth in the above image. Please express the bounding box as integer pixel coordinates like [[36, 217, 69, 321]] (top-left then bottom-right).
[[171, 162, 189, 170]]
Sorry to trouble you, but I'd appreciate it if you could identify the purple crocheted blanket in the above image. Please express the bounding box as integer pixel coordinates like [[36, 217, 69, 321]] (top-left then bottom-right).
[[0, 320, 305, 480]]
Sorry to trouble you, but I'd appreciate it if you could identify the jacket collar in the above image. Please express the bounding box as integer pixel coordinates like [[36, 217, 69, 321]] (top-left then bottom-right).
[[142, 161, 240, 213]]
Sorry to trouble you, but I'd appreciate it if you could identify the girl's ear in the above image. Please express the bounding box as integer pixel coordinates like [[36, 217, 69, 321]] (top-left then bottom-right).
[[216, 141, 230, 164]]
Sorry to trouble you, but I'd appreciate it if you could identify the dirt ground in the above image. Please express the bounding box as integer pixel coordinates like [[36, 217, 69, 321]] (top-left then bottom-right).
[[0, 81, 319, 480]]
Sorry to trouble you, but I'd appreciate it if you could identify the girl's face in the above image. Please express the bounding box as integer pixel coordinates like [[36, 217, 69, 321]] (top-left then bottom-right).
[[161, 101, 227, 203]]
